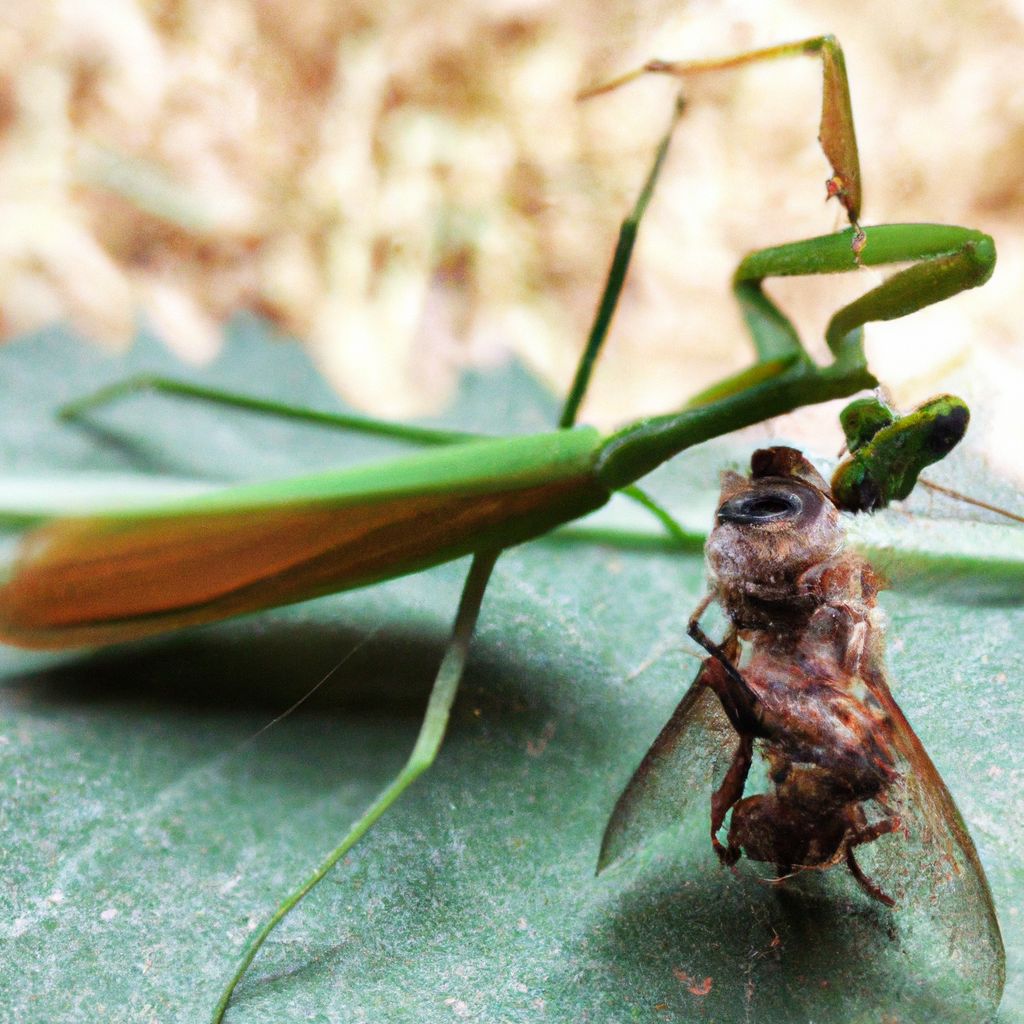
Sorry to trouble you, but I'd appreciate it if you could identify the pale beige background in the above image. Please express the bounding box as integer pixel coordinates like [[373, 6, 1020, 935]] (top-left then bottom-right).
[[1, 2, 1021, 479]]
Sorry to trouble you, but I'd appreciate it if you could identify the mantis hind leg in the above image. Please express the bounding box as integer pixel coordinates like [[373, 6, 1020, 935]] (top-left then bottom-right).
[[212, 549, 499, 1023], [58, 374, 480, 446], [209, 92, 691, 1014]]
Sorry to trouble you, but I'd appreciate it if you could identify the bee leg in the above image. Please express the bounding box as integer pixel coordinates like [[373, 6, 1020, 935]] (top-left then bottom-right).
[[805, 596, 868, 674], [692, 636, 761, 737], [844, 817, 901, 906], [687, 609, 757, 713], [711, 733, 754, 863], [845, 848, 895, 907], [840, 616, 867, 675], [852, 814, 901, 846]]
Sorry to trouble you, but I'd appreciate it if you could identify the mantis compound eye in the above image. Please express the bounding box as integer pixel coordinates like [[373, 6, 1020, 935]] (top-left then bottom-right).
[[921, 403, 969, 458], [716, 489, 803, 525]]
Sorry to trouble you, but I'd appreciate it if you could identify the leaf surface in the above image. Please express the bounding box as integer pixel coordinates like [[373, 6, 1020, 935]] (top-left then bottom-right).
[[1, 323, 1021, 1022]]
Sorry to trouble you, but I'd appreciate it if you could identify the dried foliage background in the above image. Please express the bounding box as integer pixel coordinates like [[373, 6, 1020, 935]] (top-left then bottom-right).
[[2, 1, 1022, 476]]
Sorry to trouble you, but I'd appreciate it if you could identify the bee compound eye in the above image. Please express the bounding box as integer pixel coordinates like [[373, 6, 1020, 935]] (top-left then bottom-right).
[[716, 488, 803, 525]]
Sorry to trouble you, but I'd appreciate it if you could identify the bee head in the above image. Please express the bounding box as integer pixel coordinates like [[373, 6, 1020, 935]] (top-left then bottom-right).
[[707, 447, 844, 590]]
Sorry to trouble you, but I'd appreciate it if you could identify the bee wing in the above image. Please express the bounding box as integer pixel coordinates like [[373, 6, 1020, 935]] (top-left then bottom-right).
[[597, 659, 735, 872], [855, 665, 1005, 1009]]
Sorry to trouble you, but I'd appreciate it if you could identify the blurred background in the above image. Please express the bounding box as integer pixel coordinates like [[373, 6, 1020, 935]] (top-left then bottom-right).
[[1, 0, 1022, 480]]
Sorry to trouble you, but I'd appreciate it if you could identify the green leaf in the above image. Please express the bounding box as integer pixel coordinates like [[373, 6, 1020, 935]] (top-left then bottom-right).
[[1, 322, 1021, 1022]]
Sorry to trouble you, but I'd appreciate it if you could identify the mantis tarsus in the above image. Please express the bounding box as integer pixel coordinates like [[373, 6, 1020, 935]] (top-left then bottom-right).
[[0, 36, 1008, 1021]]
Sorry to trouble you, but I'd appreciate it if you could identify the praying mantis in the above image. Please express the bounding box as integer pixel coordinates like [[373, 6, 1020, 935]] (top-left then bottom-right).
[[0, 36, 1017, 1023]]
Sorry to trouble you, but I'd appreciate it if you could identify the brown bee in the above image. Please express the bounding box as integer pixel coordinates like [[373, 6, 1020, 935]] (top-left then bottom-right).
[[598, 445, 1004, 1010]]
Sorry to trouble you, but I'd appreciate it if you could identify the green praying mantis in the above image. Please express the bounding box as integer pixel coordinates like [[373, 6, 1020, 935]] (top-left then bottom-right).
[[0, 36, 1012, 1022]]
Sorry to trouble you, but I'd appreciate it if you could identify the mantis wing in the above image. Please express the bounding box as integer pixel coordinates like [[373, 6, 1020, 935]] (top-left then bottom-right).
[[0, 429, 606, 649]]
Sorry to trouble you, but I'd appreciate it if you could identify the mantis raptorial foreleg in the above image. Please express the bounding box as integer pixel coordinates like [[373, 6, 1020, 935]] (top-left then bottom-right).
[[579, 35, 863, 228]]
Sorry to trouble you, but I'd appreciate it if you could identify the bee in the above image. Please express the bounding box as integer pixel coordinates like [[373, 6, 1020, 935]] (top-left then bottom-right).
[[599, 421, 1005, 1016]]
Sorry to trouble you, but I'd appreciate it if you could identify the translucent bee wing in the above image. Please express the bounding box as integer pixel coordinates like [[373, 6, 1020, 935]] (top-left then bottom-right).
[[854, 664, 1005, 1013], [598, 660, 735, 872]]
